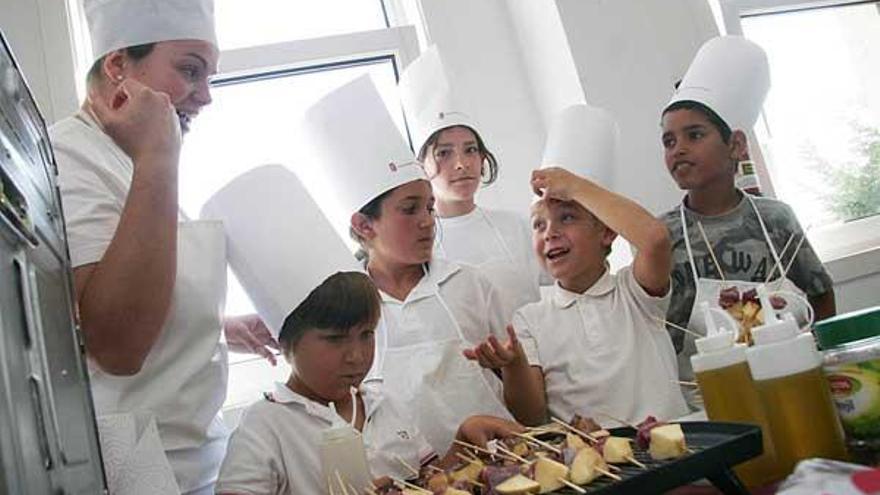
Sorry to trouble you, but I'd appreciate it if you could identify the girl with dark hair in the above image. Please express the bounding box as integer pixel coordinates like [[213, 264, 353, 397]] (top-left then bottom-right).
[[301, 75, 515, 455], [398, 46, 544, 317]]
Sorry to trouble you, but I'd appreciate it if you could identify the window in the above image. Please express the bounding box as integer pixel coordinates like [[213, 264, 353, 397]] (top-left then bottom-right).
[[720, 1, 880, 261], [66, 1, 420, 415]]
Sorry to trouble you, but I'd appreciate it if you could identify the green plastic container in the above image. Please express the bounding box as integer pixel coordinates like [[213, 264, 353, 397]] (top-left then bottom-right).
[[816, 306, 880, 464]]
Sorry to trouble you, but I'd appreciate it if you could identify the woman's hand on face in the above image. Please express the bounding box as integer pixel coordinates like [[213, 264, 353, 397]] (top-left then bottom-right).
[[531, 167, 586, 202], [462, 325, 527, 370], [456, 415, 525, 449], [88, 78, 182, 165], [224, 314, 281, 365]]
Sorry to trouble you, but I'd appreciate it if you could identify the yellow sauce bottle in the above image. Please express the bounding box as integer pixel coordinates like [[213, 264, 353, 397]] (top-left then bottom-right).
[[746, 288, 848, 476], [692, 304, 784, 486]]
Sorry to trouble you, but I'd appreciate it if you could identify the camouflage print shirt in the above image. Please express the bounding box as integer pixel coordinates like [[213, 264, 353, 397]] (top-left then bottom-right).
[[660, 194, 834, 353]]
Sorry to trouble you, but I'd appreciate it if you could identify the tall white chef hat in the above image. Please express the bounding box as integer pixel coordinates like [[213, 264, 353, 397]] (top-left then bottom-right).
[[398, 45, 483, 156], [666, 35, 770, 130], [301, 74, 426, 245], [200, 164, 362, 336], [84, 0, 218, 61], [541, 103, 619, 188]]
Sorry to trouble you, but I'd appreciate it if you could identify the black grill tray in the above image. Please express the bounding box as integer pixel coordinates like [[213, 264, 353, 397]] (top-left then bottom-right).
[[546, 421, 763, 495]]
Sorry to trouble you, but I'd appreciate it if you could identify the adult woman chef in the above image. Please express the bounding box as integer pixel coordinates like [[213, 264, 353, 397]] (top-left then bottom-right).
[[49, 0, 276, 493]]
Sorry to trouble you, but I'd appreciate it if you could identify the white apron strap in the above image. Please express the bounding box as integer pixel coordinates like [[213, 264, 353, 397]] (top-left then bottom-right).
[[477, 207, 518, 262], [745, 194, 785, 280], [679, 204, 701, 283]]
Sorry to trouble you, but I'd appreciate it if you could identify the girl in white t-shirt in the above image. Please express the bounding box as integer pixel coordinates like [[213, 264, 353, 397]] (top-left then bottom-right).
[[216, 272, 521, 495], [418, 124, 543, 318]]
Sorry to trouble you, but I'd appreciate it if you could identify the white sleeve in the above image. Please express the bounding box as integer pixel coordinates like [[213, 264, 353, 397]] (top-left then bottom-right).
[[512, 309, 542, 368], [53, 133, 124, 267], [216, 411, 283, 494], [620, 265, 671, 324]]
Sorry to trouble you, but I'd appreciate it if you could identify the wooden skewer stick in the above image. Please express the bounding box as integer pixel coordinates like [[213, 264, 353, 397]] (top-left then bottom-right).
[[558, 477, 587, 493], [426, 464, 445, 473], [651, 316, 705, 339], [455, 452, 479, 465], [494, 444, 529, 464], [347, 483, 360, 495], [550, 417, 599, 444], [625, 455, 647, 469], [675, 380, 699, 387], [696, 220, 725, 281], [775, 234, 807, 290], [765, 233, 796, 284], [334, 471, 351, 495], [392, 477, 432, 494], [365, 486, 379, 495], [597, 466, 623, 481], [394, 454, 420, 477], [511, 431, 562, 454], [453, 439, 515, 462], [327, 475, 337, 495]]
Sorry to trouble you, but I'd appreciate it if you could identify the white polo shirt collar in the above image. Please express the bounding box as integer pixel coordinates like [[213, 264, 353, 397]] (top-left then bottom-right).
[[266, 380, 385, 423], [552, 265, 615, 309], [379, 257, 461, 305]]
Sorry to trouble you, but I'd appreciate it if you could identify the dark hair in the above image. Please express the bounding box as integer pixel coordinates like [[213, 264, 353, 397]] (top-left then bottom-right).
[[349, 188, 394, 261], [417, 125, 499, 186], [662, 100, 732, 144], [279, 271, 381, 353], [87, 43, 156, 82]]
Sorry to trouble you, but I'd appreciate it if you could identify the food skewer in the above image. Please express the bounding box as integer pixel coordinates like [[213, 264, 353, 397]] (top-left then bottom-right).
[[392, 477, 432, 494], [558, 477, 587, 493], [774, 234, 807, 291], [696, 221, 726, 281], [395, 454, 420, 478], [596, 466, 623, 481], [550, 417, 599, 443], [334, 471, 351, 495], [652, 316, 704, 339], [494, 444, 529, 464], [765, 233, 795, 284], [453, 439, 517, 462], [511, 431, 562, 454]]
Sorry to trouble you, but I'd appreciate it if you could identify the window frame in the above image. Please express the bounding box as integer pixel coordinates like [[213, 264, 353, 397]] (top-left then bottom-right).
[[59, 1, 421, 415], [718, 0, 880, 265]]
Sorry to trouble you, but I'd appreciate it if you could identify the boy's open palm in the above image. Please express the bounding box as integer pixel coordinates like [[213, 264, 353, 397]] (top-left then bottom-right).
[[463, 325, 527, 370]]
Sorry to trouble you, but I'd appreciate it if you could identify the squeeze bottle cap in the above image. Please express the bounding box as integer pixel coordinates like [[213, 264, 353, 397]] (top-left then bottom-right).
[[751, 285, 799, 346], [695, 302, 737, 353]]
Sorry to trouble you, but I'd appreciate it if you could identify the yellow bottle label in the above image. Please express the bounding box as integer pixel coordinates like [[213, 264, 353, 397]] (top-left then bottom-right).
[[825, 360, 880, 439]]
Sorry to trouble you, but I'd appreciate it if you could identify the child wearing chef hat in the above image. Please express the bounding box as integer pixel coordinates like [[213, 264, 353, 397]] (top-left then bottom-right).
[[207, 165, 521, 494], [464, 104, 689, 427], [298, 74, 517, 455], [658, 36, 835, 409], [398, 46, 545, 320]]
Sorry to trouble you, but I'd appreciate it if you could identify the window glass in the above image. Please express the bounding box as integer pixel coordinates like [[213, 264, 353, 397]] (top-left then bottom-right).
[[215, 0, 388, 50], [179, 60, 403, 409], [742, 2, 880, 227]]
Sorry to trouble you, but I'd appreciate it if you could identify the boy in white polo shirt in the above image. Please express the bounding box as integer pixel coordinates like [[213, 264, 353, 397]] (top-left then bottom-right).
[[466, 166, 688, 427]]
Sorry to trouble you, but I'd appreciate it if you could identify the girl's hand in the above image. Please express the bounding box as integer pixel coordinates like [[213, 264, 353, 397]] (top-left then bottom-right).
[[88, 78, 182, 164], [531, 167, 587, 201], [224, 314, 281, 365], [462, 325, 527, 370], [456, 415, 525, 449]]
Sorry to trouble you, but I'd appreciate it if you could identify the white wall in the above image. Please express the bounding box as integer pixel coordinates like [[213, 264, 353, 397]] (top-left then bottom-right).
[[418, 0, 546, 213], [0, 0, 79, 123], [554, 0, 719, 214], [4, 0, 877, 314]]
